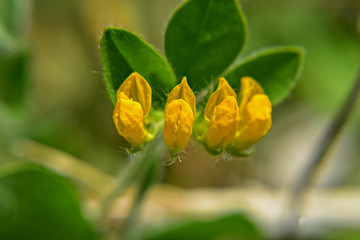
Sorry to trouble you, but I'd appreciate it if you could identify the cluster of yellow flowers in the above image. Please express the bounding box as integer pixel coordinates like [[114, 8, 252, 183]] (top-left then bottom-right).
[[113, 72, 272, 156]]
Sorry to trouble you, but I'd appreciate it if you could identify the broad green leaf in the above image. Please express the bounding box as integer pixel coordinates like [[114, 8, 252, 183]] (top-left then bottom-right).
[[100, 28, 176, 106], [135, 213, 261, 240], [0, 163, 97, 240], [225, 46, 304, 105], [165, 0, 247, 91]]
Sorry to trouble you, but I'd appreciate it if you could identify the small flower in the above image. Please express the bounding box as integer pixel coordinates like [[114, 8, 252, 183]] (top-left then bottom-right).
[[112, 72, 151, 148], [163, 77, 196, 151], [204, 78, 240, 151], [232, 77, 272, 151]]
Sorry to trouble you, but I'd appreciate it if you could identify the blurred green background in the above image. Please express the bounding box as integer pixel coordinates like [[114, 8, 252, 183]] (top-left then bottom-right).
[[1, 0, 360, 239]]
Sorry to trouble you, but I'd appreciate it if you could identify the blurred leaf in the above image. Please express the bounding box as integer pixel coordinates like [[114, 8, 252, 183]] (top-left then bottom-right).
[[225, 46, 304, 105], [0, 163, 97, 240], [165, 0, 247, 91], [135, 213, 261, 240], [0, 185, 16, 227], [318, 229, 360, 240], [100, 28, 176, 106], [0, 51, 27, 107]]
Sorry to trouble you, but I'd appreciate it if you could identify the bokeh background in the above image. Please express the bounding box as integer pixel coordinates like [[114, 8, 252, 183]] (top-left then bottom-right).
[[1, 0, 360, 239]]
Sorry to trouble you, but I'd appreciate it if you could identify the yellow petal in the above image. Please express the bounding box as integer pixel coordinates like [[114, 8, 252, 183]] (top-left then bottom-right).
[[233, 94, 272, 150], [113, 92, 145, 147], [238, 76, 264, 117], [163, 99, 194, 150], [117, 72, 152, 117], [165, 77, 196, 117], [205, 96, 240, 149], [204, 78, 237, 121]]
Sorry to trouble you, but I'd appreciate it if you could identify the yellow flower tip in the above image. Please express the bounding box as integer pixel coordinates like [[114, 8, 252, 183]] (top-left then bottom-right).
[[241, 76, 264, 94], [233, 93, 272, 151], [165, 76, 196, 117], [113, 92, 145, 147], [163, 99, 194, 150], [239, 76, 264, 114], [204, 77, 237, 121], [205, 95, 240, 150], [117, 72, 152, 117]]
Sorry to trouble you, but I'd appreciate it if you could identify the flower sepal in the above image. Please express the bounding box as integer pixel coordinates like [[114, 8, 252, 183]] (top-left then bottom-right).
[[226, 146, 254, 158], [192, 112, 220, 156]]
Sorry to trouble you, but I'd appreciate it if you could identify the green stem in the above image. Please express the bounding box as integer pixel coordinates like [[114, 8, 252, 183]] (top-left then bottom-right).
[[99, 136, 163, 237], [99, 154, 140, 223], [122, 156, 159, 240]]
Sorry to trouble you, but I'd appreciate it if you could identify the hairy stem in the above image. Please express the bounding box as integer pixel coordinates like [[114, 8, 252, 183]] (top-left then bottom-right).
[[99, 154, 138, 223], [99, 137, 163, 238], [122, 157, 158, 240]]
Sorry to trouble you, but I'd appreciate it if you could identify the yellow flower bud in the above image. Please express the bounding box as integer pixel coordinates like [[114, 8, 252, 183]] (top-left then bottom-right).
[[233, 77, 272, 150], [204, 78, 240, 150], [116, 72, 152, 117], [163, 77, 196, 151], [112, 72, 152, 148], [165, 77, 196, 117], [204, 78, 237, 121]]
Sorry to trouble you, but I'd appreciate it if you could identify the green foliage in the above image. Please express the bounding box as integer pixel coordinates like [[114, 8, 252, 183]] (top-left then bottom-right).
[[0, 163, 97, 240], [135, 213, 261, 240], [225, 46, 304, 105], [165, 0, 247, 91], [100, 1, 303, 108], [100, 28, 176, 106]]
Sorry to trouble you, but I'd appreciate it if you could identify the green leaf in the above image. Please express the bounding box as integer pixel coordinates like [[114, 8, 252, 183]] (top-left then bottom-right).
[[318, 229, 360, 240], [136, 213, 262, 240], [165, 0, 247, 91], [0, 163, 97, 240], [225, 46, 304, 105], [100, 28, 176, 106]]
